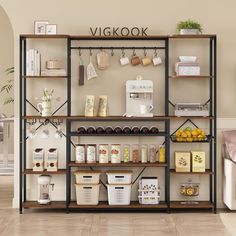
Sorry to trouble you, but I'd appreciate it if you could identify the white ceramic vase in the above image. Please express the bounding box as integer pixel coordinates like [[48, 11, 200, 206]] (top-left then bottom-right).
[[37, 101, 52, 117]]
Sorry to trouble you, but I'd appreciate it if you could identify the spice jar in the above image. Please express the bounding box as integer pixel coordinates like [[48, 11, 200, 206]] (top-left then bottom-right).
[[149, 144, 157, 163], [114, 126, 122, 134], [123, 126, 131, 134], [140, 126, 149, 134], [87, 126, 96, 134], [132, 144, 140, 163], [86, 144, 96, 163], [98, 144, 109, 163], [111, 144, 121, 163], [141, 144, 148, 163], [75, 144, 85, 163], [131, 126, 140, 134], [149, 126, 159, 134], [123, 144, 130, 162]]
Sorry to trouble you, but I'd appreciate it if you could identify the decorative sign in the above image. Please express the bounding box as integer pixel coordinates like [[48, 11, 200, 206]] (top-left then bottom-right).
[[90, 27, 148, 36]]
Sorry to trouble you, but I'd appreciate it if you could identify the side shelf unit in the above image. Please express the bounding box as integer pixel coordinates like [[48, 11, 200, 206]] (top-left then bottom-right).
[[19, 34, 217, 213]]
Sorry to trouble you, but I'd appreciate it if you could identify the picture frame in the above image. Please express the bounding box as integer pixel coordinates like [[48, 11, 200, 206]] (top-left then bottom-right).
[[34, 21, 48, 35], [46, 24, 57, 35]]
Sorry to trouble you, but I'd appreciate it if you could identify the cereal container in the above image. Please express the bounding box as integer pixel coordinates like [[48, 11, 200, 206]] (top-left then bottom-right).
[[75, 145, 85, 163], [111, 144, 121, 163], [86, 145, 96, 163], [98, 144, 109, 163], [141, 144, 148, 163], [149, 144, 157, 163]]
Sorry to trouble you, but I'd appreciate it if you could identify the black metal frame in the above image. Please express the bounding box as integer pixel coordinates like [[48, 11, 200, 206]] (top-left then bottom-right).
[[19, 35, 217, 213]]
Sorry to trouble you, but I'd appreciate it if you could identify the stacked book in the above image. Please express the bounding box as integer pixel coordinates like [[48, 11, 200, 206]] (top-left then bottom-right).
[[26, 49, 41, 76], [41, 68, 66, 76]]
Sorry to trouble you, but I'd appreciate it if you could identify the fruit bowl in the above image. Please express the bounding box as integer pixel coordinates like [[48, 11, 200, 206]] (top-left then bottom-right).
[[171, 127, 211, 143]]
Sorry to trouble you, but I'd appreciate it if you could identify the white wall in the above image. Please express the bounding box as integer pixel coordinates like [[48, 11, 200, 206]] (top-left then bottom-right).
[[0, 0, 235, 208], [0, 5, 14, 154]]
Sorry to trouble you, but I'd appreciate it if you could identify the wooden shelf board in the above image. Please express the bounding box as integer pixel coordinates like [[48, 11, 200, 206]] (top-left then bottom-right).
[[20, 34, 69, 39], [23, 169, 66, 175], [168, 116, 214, 119], [69, 201, 167, 209], [69, 132, 166, 137], [22, 115, 68, 120], [170, 169, 213, 175], [67, 116, 169, 121], [69, 161, 167, 167], [23, 201, 66, 209], [23, 76, 67, 79], [170, 75, 213, 79], [170, 201, 213, 209], [70, 35, 169, 40], [170, 34, 216, 39]]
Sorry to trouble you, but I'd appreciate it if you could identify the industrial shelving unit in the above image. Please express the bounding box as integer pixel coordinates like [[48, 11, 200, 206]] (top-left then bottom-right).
[[19, 34, 217, 213]]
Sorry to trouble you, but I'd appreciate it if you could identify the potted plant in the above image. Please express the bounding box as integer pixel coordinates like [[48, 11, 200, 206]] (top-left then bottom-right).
[[0, 67, 14, 105], [176, 19, 202, 35]]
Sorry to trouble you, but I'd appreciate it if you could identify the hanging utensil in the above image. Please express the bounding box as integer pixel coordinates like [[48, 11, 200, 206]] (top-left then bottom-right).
[[78, 48, 85, 86]]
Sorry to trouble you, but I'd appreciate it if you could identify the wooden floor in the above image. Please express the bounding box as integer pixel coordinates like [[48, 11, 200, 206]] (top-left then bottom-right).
[[0, 176, 234, 236]]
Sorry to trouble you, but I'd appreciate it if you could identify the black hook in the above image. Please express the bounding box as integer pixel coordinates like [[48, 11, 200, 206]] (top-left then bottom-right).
[[132, 47, 136, 56], [144, 47, 147, 57], [89, 48, 92, 56], [79, 48, 82, 57], [111, 47, 114, 56], [121, 47, 125, 57]]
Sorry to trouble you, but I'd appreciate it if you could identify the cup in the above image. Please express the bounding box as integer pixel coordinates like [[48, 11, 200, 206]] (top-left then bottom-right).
[[97, 51, 110, 70], [131, 55, 141, 66], [28, 127, 36, 139], [41, 129, 50, 139], [153, 55, 162, 66], [142, 57, 152, 66], [120, 56, 130, 66], [140, 104, 154, 114]]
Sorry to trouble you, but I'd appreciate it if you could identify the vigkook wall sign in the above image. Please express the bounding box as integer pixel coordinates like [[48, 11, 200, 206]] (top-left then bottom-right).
[[90, 27, 149, 36]]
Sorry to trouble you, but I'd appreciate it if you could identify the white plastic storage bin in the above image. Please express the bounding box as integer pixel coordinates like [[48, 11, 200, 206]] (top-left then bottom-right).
[[106, 170, 132, 184], [139, 177, 159, 192], [74, 170, 101, 184], [138, 195, 160, 205], [75, 184, 100, 205], [107, 184, 131, 205], [223, 158, 236, 209]]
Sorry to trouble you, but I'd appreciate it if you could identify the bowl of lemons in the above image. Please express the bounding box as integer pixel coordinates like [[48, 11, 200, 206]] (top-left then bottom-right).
[[171, 126, 209, 142]]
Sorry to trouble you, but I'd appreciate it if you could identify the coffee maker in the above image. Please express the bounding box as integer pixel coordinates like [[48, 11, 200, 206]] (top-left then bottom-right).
[[125, 76, 154, 117], [38, 175, 54, 204]]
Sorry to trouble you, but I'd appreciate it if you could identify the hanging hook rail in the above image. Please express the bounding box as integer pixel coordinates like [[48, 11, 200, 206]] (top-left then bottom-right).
[[71, 46, 166, 50]]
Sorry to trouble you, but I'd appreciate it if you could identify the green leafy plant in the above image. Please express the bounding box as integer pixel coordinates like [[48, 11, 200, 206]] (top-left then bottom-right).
[[176, 19, 202, 33], [0, 67, 14, 105]]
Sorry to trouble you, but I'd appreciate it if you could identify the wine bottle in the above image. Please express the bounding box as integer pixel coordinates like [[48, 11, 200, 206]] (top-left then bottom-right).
[[114, 126, 122, 134], [105, 126, 113, 134], [96, 126, 105, 134], [140, 126, 149, 134], [123, 126, 131, 134], [131, 126, 140, 134], [87, 126, 96, 134], [77, 126, 86, 134], [149, 126, 159, 134]]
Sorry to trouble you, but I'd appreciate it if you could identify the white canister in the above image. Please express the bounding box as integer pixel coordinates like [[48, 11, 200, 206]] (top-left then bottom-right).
[[75, 145, 85, 163], [98, 144, 109, 163], [86, 145, 96, 163], [111, 144, 121, 163], [141, 144, 148, 163]]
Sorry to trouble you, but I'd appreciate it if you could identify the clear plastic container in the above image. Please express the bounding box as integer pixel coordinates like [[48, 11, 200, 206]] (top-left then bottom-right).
[[111, 144, 121, 163], [149, 144, 157, 163], [123, 144, 130, 162], [180, 182, 200, 205], [132, 144, 140, 163], [141, 144, 148, 163]]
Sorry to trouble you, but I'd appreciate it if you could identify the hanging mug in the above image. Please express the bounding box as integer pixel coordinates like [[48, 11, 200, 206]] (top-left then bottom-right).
[[153, 50, 162, 66], [37, 101, 52, 117], [142, 48, 152, 66], [131, 48, 141, 66], [120, 49, 130, 66], [97, 51, 110, 70]]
